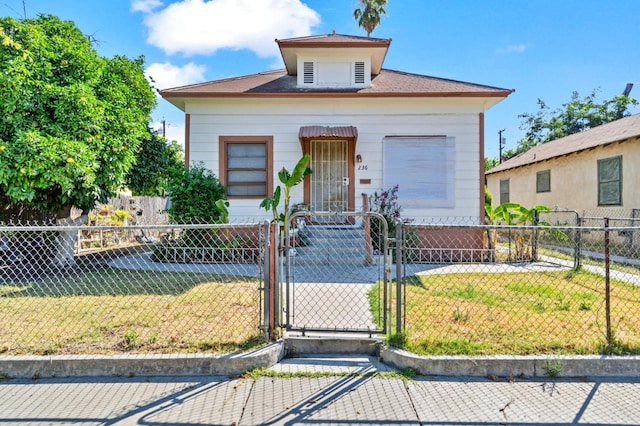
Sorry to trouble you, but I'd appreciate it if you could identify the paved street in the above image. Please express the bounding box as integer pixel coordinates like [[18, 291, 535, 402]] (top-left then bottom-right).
[[2, 355, 639, 425]]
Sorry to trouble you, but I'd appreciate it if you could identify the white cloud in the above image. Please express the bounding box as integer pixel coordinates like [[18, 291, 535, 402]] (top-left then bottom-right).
[[139, 0, 321, 57], [496, 44, 528, 55], [146, 61, 207, 90], [131, 0, 163, 13]]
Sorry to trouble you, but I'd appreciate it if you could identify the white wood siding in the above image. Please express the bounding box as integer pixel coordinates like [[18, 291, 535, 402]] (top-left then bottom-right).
[[184, 98, 484, 221]]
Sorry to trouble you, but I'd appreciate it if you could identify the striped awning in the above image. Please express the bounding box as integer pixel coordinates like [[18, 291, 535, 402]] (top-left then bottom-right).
[[298, 126, 358, 139]]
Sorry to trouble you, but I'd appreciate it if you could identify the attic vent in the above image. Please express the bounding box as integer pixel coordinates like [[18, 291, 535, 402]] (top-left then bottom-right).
[[303, 61, 314, 84], [354, 61, 365, 84]]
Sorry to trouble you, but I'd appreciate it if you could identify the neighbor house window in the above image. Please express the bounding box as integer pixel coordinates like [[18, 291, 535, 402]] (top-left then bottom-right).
[[597, 155, 622, 206], [536, 170, 551, 193], [499, 178, 510, 204], [219, 136, 273, 198]]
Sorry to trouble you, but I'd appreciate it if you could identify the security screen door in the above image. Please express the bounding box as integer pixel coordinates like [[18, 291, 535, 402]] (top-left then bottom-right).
[[310, 140, 348, 213]]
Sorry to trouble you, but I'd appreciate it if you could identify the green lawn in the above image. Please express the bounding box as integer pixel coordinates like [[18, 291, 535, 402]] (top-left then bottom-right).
[[0, 268, 263, 355], [378, 268, 640, 355]]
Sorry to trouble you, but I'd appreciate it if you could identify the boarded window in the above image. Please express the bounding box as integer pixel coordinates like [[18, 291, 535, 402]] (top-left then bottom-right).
[[536, 170, 551, 193], [383, 137, 455, 208], [499, 178, 510, 204], [220, 137, 272, 198], [598, 155, 622, 206]]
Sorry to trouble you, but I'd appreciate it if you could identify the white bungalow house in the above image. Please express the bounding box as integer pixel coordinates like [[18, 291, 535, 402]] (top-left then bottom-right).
[[160, 33, 513, 228]]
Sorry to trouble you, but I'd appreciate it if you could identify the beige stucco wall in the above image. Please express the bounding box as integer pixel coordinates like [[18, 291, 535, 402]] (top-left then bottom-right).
[[486, 138, 640, 217]]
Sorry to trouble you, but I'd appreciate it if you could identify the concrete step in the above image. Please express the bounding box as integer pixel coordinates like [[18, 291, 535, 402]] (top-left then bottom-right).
[[284, 336, 384, 356], [294, 225, 369, 265]]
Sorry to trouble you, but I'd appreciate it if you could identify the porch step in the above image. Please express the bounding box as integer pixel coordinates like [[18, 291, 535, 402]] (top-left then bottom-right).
[[292, 225, 369, 265], [284, 336, 383, 356]]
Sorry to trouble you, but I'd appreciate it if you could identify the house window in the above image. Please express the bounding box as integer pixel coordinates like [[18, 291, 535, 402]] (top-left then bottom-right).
[[499, 178, 510, 204], [220, 136, 273, 198], [382, 136, 455, 208], [536, 170, 551, 193], [597, 155, 622, 206]]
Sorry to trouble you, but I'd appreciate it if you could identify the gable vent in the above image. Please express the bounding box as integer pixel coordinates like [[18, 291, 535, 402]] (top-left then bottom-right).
[[303, 61, 314, 84], [354, 61, 365, 84]]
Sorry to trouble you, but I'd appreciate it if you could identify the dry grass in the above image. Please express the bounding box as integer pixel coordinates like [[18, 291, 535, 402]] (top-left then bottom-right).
[[0, 268, 263, 355], [385, 268, 640, 355]]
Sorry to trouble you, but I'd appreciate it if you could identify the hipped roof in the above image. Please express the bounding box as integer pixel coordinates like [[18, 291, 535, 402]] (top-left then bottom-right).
[[160, 68, 513, 110]]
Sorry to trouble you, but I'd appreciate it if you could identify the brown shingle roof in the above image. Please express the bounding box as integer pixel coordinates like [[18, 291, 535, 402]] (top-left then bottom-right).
[[160, 68, 513, 98], [486, 113, 640, 175], [276, 33, 391, 48]]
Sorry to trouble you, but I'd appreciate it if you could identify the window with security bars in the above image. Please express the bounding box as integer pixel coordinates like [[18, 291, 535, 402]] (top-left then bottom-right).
[[597, 155, 622, 206], [220, 137, 272, 198], [536, 169, 551, 193], [499, 178, 510, 204]]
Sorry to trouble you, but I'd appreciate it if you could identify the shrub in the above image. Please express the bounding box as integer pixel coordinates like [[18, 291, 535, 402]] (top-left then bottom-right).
[[369, 185, 402, 252], [165, 163, 226, 224]]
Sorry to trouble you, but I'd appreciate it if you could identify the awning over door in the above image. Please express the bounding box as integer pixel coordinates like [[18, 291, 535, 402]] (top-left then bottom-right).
[[298, 126, 358, 146]]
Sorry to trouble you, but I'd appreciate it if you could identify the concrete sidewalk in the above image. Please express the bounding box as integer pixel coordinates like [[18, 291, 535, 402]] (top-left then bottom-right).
[[2, 354, 640, 425]]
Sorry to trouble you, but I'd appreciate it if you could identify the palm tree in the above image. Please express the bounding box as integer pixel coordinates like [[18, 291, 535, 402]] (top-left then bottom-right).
[[353, 0, 388, 37]]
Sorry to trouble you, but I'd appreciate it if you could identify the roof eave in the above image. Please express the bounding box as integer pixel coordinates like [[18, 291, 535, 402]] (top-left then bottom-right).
[[160, 90, 514, 99]]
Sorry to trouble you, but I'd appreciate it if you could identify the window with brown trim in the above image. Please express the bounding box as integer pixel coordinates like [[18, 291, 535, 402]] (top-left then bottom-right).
[[219, 136, 273, 198]]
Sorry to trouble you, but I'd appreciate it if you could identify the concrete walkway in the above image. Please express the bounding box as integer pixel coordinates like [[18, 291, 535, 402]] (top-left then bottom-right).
[[2, 354, 639, 425]]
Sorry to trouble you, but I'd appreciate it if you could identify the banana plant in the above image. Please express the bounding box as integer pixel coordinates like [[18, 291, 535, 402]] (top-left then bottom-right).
[[485, 201, 566, 261], [260, 154, 312, 226]]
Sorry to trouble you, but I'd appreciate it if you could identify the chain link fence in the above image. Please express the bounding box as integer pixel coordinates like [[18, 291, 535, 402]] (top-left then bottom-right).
[[282, 212, 389, 335], [0, 222, 266, 355], [2, 214, 639, 357], [399, 220, 640, 355]]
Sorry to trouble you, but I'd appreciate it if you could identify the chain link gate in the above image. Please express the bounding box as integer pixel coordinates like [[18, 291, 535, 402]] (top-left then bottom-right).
[[278, 211, 402, 336]]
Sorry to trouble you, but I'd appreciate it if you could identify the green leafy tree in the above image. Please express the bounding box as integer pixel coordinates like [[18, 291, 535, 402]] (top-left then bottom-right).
[[484, 157, 499, 171], [353, 0, 388, 37], [165, 163, 226, 224], [515, 89, 637, 155], [126, 127, 184, 196], [0, 15, 156, 221]]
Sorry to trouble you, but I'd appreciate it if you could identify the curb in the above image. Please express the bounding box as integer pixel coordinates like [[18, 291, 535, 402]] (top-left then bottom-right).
[[381, 347, 640, 378], [0, 341, 285, 379], [2, 341, 639, 379]]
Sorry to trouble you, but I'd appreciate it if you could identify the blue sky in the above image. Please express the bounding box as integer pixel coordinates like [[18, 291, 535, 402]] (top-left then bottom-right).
[[4, 0, 639, 159]]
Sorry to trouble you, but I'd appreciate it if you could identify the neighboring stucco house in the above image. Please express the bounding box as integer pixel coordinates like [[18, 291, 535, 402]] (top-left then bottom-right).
[[485, 113, 640, 221], [160, 33, 513, 224]]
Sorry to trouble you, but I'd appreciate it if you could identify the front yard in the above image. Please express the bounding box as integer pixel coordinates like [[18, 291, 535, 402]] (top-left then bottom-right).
[[382, 268, 640, 356], [0, 268, 263, 355]]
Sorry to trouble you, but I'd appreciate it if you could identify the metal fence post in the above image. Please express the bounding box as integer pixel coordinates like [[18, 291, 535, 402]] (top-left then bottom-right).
[[395, 219, 403, 335], [267, 222, 277, 340], [604, 217, 613, 346], [575, 212, 582, 269], [262, 221, 271, 342], [532, 208, 539, 261]]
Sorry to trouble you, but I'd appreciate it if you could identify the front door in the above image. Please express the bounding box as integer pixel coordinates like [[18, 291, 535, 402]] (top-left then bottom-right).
[[310, 140, 348, 212]]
